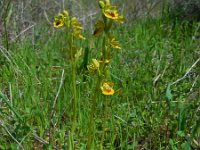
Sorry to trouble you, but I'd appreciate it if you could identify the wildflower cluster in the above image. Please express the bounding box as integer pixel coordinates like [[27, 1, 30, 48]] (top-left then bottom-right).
[[53, 10, 85, 40], [53, 10, 85, 148], [87, 1, 123, 148], [53, 1, 123, 148], [53, 10, 85, 61], [88, 0, 124, 96]]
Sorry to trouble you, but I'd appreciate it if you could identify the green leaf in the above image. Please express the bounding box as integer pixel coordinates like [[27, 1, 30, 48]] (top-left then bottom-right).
[[0, 92, 23, 122], [177, 131, 185, 137], [178, 103, 186, 131], [169, 139, 178, 150], [166, 83, 173, 109], [181, 142, 191, 150], [79, 47, 89, 73]]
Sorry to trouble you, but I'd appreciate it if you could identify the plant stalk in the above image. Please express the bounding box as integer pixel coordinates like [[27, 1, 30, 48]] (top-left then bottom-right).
[[100, 96, 108, 150], [87, 77, 101, 150]]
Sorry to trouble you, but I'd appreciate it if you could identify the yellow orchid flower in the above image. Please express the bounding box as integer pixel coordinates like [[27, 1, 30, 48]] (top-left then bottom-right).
[[53, 18, 64, 28], [101, 82, 114, 95], [99, 0, 110, 8], [75, 48, 82, 60], [53, 11, 68, 28], [103, 7, 124, 23], [72, 29, 85, 40], [71, 17, 83, 29], [62, 10, 69, 17], [98, 59, 110, 64], [104, 8, 119, 20], [87, 59, 100, 73], [99, 0, 124, 23], [105, 0, 111, 6], [92, 59, 100, 68], [99, 1, 105, 9], [53, 13, 65, 28], [109, 38, 121, 49]]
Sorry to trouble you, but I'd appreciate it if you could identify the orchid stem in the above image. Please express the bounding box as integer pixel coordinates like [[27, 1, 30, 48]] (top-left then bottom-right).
[[87, 76, 101, 150], [100, 96, 108, 150]]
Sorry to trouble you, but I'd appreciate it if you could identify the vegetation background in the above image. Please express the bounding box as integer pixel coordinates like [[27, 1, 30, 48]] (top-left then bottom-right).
[[0, 0, 199, 149]]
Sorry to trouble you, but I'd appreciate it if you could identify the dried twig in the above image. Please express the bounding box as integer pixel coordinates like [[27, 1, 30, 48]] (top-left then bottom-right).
[[43, 10, 51, 25], [114, 115, 127, 124], [11, 24, 35, 41], [50, 69, 65, 120], [189, 75, 199, 92], [48, 69, 65, 145], [172, 58, 200, 85], [0, 45, 22, 74], [2, 0, 12, 50], [32, 133, 59, 150], [1, 122, 24, 150]]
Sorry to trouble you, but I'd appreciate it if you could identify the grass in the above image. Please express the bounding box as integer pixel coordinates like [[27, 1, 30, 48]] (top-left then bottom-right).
[[0, 17, 200, 149]]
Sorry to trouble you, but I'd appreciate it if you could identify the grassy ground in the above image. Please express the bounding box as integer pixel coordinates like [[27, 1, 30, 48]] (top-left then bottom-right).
[[0, 17, 199, 149]]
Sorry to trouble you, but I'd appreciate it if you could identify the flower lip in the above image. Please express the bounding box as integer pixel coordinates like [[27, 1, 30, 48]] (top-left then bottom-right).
[[53, 19, 64, 28], [56, 20, 61, 26], [105, 84, 111, 92], [101, 82, 114, 95], [104, 10, 119, 19], [108, 11, 115, 17]]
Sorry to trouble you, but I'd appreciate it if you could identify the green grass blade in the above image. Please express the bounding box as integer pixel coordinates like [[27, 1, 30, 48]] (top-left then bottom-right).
[[0, 92, 23, 122]]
